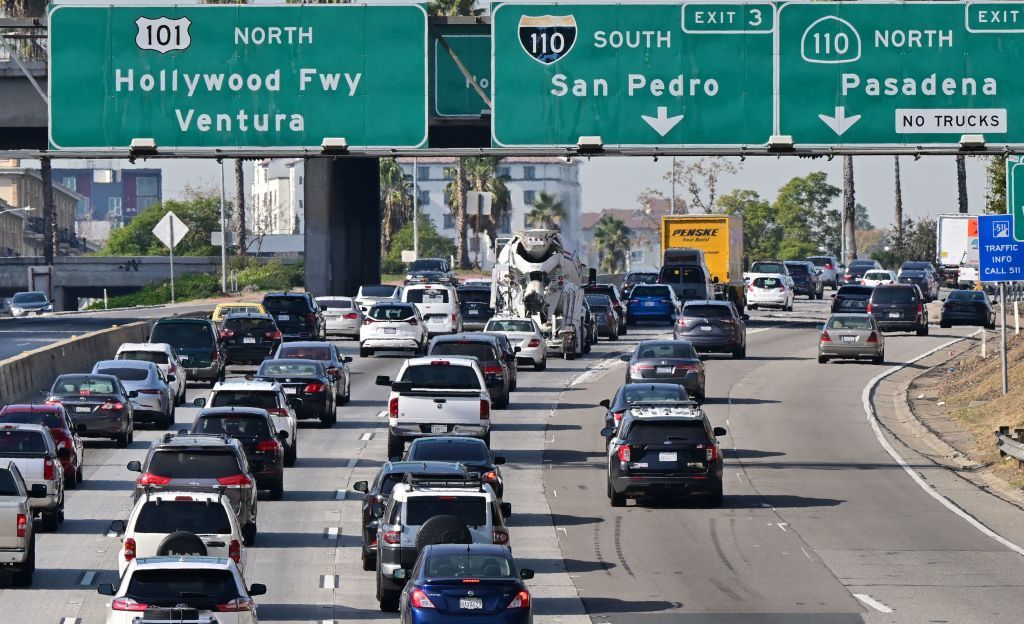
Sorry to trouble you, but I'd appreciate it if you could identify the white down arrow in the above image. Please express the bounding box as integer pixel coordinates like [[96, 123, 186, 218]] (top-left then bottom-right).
[[641, 107, 684, 137]]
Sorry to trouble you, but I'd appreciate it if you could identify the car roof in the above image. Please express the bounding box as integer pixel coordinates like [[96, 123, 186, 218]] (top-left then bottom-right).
[[405, 356, 480, 368], [432, 333, 499, 345], [55, 373, 119, 382], [278, 341, 333, 348], [264, 292, 308, 298], [118, 343, 171, 352], [0, 404, 63, 414], [131, 556, 234, 570], [486, 316, 533, 322], [637, 339, 687, 347], [197, 407, 270, 418], [154, 317, 212, 325], [94, 359, 155, 370], [316, 296, 354, 301], [0, 422, 47, 433], [212, 380, 280, 391], [223, 313, 274, 320], [683, 299, 727, 306], [216, 302, 264, 308], [410, 436, 487, 448], [382, 460, 468, 475]]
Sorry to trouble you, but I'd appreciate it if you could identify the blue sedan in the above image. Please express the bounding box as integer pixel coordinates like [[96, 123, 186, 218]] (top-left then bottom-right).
[[626, 284, 680, 325], [399, 544, 534, 624]]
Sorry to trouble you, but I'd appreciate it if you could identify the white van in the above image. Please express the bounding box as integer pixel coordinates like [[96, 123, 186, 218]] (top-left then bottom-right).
[[402, 284, 462, 336]]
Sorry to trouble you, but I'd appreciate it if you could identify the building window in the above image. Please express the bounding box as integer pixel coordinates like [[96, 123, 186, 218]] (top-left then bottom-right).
[[630, 250, 645, 263], [417, 166, 430, 180], [523, 166, 536, 180], [61, 176, 76, 191], [497, 166, 510, 178], [499, 211, 512, 234], [298, 176, 303, 185], [443, 214, 455, 229], [523, 190, 536, 205], [443, 167, 455, 181], [298, 199, 304, 208], [443, 189, 453, 206], [136, 176, 158, 197], [418, 190, 430, 205]]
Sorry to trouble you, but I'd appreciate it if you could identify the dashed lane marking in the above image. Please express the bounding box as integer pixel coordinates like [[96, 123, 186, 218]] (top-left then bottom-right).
[[360, 432, 374, 441], [324, 527, 339, 539], [776, 523, 788, 532], [854, 593, 894, 613], [59, 618, 81, 624], [335, 489, 347, 501], [320, 575, 340, 589], [77, 571, 97, 586]]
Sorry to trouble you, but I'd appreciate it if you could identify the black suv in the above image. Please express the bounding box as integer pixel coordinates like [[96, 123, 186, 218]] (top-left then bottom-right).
[[190, 407, 286, 500], [351, 460, 471, 571], [126, 433, 259, 544], [427, 334, 511, 408], [583, 284, 627, 335], [603, 406, 727, 507], [457, 285, 493, 331], [831, 285, 873, 313], [868, 284, 929, 335], [784, 260, 824, 299], [150, 318, 225, 387], [218, 313, 282, 365], [261, 292, 325, 341]]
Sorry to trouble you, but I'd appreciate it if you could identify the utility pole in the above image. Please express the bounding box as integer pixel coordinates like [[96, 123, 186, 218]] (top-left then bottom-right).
[[412, 158, 419, 258], [670, 156, 677, 215], [219, 161, 228, 293]]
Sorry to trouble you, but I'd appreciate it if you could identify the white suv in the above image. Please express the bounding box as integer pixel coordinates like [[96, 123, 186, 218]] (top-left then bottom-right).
[[360, 302, 428, 357], [98, 556, 265, 624], [194, 381, 299, 466], [114, 490, 245, 576], [403, 283, 462, 336], [115, 342, 188, 405]]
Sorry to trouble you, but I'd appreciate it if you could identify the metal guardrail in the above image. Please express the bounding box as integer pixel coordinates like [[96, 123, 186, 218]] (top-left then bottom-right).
[[0, 20, 47, 63], [995, 426, 1024, 468]]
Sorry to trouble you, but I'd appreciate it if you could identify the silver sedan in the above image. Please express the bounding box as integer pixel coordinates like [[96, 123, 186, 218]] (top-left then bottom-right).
[[817, 314, 885, 364], [91, 359, 175, 428]]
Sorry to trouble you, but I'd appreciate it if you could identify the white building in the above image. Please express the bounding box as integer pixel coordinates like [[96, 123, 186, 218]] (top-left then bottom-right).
[[250, 159, 304, 236]]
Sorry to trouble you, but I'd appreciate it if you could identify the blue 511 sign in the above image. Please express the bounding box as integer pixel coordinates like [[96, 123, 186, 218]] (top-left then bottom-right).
[[979, 214, 1024, 282]]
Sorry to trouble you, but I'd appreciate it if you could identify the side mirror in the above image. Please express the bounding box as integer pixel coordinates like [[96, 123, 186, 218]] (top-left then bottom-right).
[[375, 375, 392, 387], [493, 456, 506, 465], [166, 375, 176, 382], [600, 427, 615, 438], [519, 568, 535, 580], [741, 314, 750, 322], [713, 426, 727, 437], [128, 390, 139, 398], [192, 397, 207, 408], [248, 583, 267, 597], [500, 502, 512, 517], [514, 346, 522, 353], [619, 354, 631, 362], [598, 399, 610, 409], [97, 583, 115, 596], [277, 431, 289, 440], [941, 297, 946, 302], [29, 484, 47, 498], [372, 506, 385, 519], [126, 460, 142, 473], [352, 480, 368, 493], [109, 520, 126, 534], [343, 356, 353, 363], [713, 276, 720, 284], [830, 293, 836, 299], [76, 423, 87, 434], [393, 569, 407, 580]]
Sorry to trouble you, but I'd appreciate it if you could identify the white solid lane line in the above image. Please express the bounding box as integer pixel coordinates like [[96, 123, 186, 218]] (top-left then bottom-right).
[[854, 593, 894, 613], [319, 575, 340, 589]]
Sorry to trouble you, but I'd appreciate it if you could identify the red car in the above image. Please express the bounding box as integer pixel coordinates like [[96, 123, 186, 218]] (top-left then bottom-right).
[[0, 404, 85, 488]]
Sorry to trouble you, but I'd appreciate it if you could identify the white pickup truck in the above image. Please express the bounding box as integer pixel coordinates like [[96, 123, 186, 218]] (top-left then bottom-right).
[[376, 357, 491, 459], [0, 423, 65, 531], [0, 461, 47, 586]]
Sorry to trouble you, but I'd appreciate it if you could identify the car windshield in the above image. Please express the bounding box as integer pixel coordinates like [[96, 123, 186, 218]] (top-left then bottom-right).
[[431, 343, 496, 362], [827, 316, 874, 330], [458, 289, 491, 303], [683, 305, 731, 318], [52, 376, 116, 395], [411, 259, 446, 272], [118, 351, 168, 365], [872, 287, 918, 304], [751, 262, 785, 274], [193, 415, 271, 440], [948, 291, 987, 302], [486, 320, 534, 332], [12, 292, 46, 304], [0, 470, 19, 496], [264, 297, 309, 312], [400, 365, 481, 390], [0, 410, 63, 429], [753, 276, 783, 289], [360, 285, 398, 297], [0, 430, 46, 457], [625, 420, 708, 443], [147, 451, 241, 479], [317, 299, 353, 309], [636, 343, 698, 359], [259, 362, 321, 377], [135, 501, 233, 534], [659, 267, 704, 284], [808, 257, 832, 267], [276, 346, 331, 360], [151, 323, 213, 347], [406, 289, 450, 304], [424, 553, 513, 579], [94, 366, 150, 382], [124, 569, 239, 606], [370, 305, 415, 321], [632, 285, 671, 297], [622, 385, 688, 403], [408, 441, 490, 463], [406, 497, 486, 527], [210, 391, 278, 410], [224, 318, 275, 332]]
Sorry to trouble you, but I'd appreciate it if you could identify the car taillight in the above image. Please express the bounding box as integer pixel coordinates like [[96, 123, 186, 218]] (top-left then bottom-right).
[[217, 474, 252, 487], [307, 312, 317, 324], [268, 408, 288, 418], [482, 470, 498, 483], [613, 410, 625, 423], [480, 399, 490, 420], [777, 284, 786, 291], [389, 397, 399, 418], [304, 383, 327, 394], [228, 539, 241, 563], [382, 530, 400, 544], [16, 513, 26, 538], [410, 588, 435, 608], [215, 598, 254, 612], [219, 329, 234, 339], [917, 303, 924, 314], [111, 597, 148, 612], [256, 439, 280, 453], [680, 318, 699, 328], [211, 349, 220, 361], [825, 263, 833, 270], [451, 313, 458, 323], [629, 299, 639, 304], [527, 339, 541, 348], [674, 363, 698, 373], [706, 445, 718, 462], [139, 389, 162, 395], [820, 331, 832, 343], [124, 537, 136, 561], [507, 590, 531, 609], [43, 457, 55, 481], [363, 318, 375, 325], [44, 399, 62, 407], [138, 472, 171, 486], [406, 318, 419, 325], [265, 330, 282, 340], [342, 312, 358, 320], [167, 364, 177, 375], [492, 529, 509, 545], [866, 303, 873, 313], [483, 365, 503, 376], [866, 332, 879, 344], [100, 401, 124, 411], [629, 364, 653, 375], [747, 284, 754, 292], [617, 445, 631, 462]]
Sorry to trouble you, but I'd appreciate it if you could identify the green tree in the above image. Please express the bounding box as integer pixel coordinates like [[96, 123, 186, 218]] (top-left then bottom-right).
[[1, 0, 45, 16], [100, 192, 222, 256], [772, 172, 841, 259], [592, 214, 631, 273], [443, 160, 470, 268], [464, 157, 511, 242], [526, 192, 566, 229], [872, 218, 937, 267], [380, 157, 412, 256], [985, 156, 1007, 214], [855, 203, 874, 230], [427, 0, 479, 16], [382, 215, 456, 273], [717, 189, 780, 264]]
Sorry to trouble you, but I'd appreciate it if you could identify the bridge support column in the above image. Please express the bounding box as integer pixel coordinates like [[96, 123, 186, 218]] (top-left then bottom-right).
[[304, 158, 381, 297]]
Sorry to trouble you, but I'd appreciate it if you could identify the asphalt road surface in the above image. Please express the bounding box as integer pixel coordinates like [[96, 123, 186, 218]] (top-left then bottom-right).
[[3, 294, 1024, 624]]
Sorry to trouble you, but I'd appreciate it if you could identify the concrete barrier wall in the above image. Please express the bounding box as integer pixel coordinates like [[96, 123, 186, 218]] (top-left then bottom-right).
[[0, 322, 150, 405]]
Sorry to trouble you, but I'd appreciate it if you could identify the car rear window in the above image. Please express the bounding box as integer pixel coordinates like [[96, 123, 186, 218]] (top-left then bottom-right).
[[0, 411, 63, 429], [400, 365, 481, 390], [751, 262, 785, 274], [118, 351, 169, 365], [827, 316, 873, 330], [785, 264, 810, 275], [193, 415, 271, 440], [631, 285, 671, 297], [151, 322, 213, 347], [864, 271, 890, 280], [52, 376, 116, 395], [485, 319, 534, 332], [837, 286, 873, 298], [407, 441, 490, 463], [753, 276, 783, 289], [259, 362, 321, 377], [626, 272, 658, 282], [361, 285, 399, 297], [125, 569, 239, 605], [276, 346, 331, 360], [624, 420, 708, 443], [636, 343, 697, 359], [210, 391, 278, 410], [659, 267, 704, 284], [147, 451, 241, 479], [223, 318, 275, 332], [406, 497, 486, 527], [0, 470, 19, 496], [622, 386, 688, 403], [406, 289, 450, 304], [264, 296, 310, 313], [808, 257, 832, 266], [370, 305, 415, 321], [317, 299, 352, 309], [430, 343, 496, 362], [94, 366, 149, 382], [683, 305, 731, 318], [411, 259, 446, 272], [0, 430, 47, 456], [425, 553, 512, 578], [948, 291, 986, 302], [872, 287, 918, 304], [219, 305, 262, 316], [458, 289, 491, 303], [590, 305, 610, 312], [135, 500, 233, 534]]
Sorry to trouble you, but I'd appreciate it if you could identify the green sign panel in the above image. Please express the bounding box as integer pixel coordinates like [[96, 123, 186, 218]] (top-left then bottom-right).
[[491, 2, 775, 147], [48, 5, 428, 150], [778, 2, 1024, 145], [1008, 156, 1024, 240], [434, 34, 491, 117]]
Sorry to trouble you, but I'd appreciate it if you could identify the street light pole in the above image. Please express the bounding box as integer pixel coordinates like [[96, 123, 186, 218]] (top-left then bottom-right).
[[219, 160, 228, 293], [670, 156, 676, 215], [412, 158, 419, 258]]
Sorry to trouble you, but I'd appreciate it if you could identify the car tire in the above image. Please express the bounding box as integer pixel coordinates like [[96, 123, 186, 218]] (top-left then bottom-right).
[[987, 322, 996, 331], [917, 323, 929, 336], [748, 304, 758, 311], [269, 479, 284, 501], [340, 381, 351, 405], [116, 431, 129, 449], [732, 345, 746, 359], [285, 441, 298, 467], [76, 465, 84, 485], [610, 330, 619, 341], [818, 355, 829, 364], [242, 523, 257, 546], [706, 484, 724, 508], [378, 577, 400, 612], [695, 388, 706, 403], [387, 434, 405, 461], [41, 507, 60, 532], [65, 470, 77, 490], [872, 353, 884, 365], [608, 481, 626, 508], [362, 549, 376, 572], [12, 532, 34, 587], [534, 358, 547, 371], [360, 347, 371, 358], [320, 410, 337, 428], [483, 430, 491, 448], [620, 323, 627, 335]]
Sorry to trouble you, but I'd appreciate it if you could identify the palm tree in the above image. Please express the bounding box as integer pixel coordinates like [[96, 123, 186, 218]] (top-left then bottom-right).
[[428, 0, 478, 16], [593, 214, 631, 273], [1, 0, 45, 16], [379, 157, 411, 255], [526, 192, 566, 230], [842, 156, 857, 263], [956, 155, 969, 213], [234, 159, 247, 254], [464, 157, 511, 237], [893, 156, 904, 255], [443, 160, 471, 268]]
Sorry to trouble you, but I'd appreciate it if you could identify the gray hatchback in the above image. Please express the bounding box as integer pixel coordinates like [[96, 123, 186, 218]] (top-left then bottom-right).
[[673, 301, 747, 358], [621, 340, 706, 402]]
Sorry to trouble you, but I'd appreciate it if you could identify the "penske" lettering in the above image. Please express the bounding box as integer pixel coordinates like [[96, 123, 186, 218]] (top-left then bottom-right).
[[671, 228, 719, 237]]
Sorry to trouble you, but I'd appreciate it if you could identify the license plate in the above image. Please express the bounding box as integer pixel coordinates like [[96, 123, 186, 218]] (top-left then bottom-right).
[[656, 366, 673, 374], [278, 314, 290, 320], [468, 309, 479, 315], [383, 327, 397, 334], [842, 335, 857, 343], [644, 301, 656, 307], [888, 312, 900, 319], [459, 597, 483, 610], [431, 424, 448, 433], [243, 337, 256, 344], [700, 325, 713, 332], [75, 407, 91, 413], [284, 387, 297, 395], [659, 452, 677, 462]]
